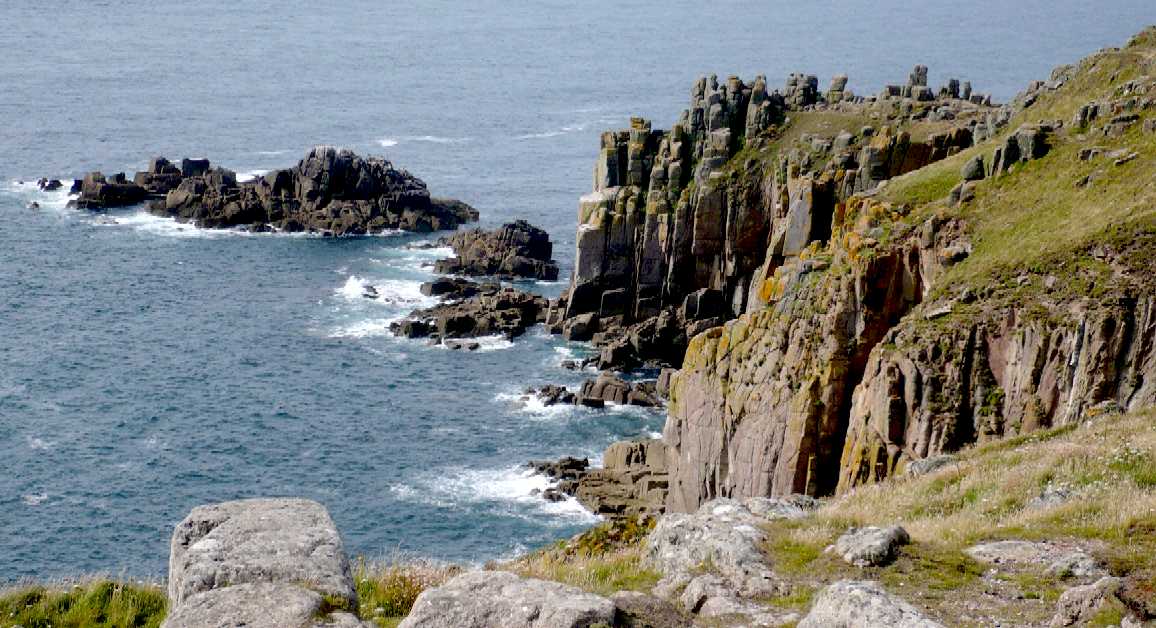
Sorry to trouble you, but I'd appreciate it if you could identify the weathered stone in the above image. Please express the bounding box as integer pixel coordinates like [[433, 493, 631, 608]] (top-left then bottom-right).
[[167, 498, 357, 608], [964, 541, 1108, 578], [1050, 577, 1124, 627], [161, 583, 368, 628], [904, 454, 956, 477], [646, 499, 785, 598], [398, 570, 616, 628], [832, 526, 910, 567], [391, 286, 548, 341], [960, 154, 985, 181], [610, 590, 692, 628], [798, 580, 945, 628]]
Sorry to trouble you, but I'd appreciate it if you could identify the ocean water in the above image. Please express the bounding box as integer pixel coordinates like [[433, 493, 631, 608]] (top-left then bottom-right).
[[1, 1, 1150, 580]]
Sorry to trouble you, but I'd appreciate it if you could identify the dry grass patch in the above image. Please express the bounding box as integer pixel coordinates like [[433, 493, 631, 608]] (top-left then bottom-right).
[[354, 558, 462, 628]]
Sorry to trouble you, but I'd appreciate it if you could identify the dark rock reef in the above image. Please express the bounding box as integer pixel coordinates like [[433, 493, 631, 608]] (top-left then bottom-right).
[[434, 220, 560, 280], [389, 280, 548, 342], [70, 147, 478, 235]]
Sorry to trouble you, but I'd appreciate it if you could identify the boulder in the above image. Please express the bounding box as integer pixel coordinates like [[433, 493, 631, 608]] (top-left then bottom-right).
[[1049, 577, 1124, 627], [960, 155, 985, 181], [391, 285, 548, 340], [398, 570, 616, 628], [904, 454, 957, 477], [161, 583, 367, 628], [832, 526, 910, 567], [562, 313, 598, 342], [798, 580, 944, 628], [610, 590, 692, 628], [646, 498, 785, 599], [167, 498, 357, 607]]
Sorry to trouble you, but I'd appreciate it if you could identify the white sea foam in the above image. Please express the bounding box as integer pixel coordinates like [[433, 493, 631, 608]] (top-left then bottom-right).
[[516, 124, 587, 140], [329, 318, 399, 339], [7, 178, 74, 210], [92, 211, 252, 239], [405, 135, 471, 144], [27, 436, 55, 451], [22, 492, 48, 506], [390, 465, 599, 526], [493, 391, 578, 420], [236, 169, 268, 183], [254, 149, 289, 156], [377, 138, 399, 148], [336, 275, 436, 308]]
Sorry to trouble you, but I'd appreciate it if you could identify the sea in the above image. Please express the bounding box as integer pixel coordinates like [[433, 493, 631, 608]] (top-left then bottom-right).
[[1, 0, 1150, 581]]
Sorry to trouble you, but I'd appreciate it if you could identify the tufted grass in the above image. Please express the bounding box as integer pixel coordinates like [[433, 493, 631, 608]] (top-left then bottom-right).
[[0, 579, 167, 628], [354, 558, 461, 628]]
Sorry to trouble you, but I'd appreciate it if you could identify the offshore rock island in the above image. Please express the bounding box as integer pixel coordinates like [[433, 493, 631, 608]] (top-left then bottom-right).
[[6, 24, 1156, 628], [68, 146, 479, 235]]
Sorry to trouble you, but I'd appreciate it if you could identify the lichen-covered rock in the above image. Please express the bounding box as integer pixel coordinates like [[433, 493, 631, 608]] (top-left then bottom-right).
[[1050, 577, 1124, 627], [832, 525, 910, 567], [398, 571, 616, 628], [798, 580, 944, 628], [964, 540, 1108, 579], [645, 498, 789, 598], [434, 220, 559, 280], [161, 583, 368, 628], [167, 498, 357, 608]]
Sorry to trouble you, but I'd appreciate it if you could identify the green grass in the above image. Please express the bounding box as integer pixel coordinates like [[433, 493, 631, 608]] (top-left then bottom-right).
[[354, 559, 460, 627], [0, 580, 167, 628]]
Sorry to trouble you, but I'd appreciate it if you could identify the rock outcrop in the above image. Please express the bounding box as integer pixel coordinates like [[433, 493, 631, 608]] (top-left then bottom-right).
[[163, 498, 368, 628], [71, 148, 478, 235], [399, 571, 617, 628], [798, 580, 945, 628], [832, 525, 910, 567], [547, 69, 994, 374], [390, 284, 548, 341], [434, 220, 559, 280]]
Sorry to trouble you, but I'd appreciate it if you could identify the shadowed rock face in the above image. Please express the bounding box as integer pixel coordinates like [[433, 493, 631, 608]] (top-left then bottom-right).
[[71, 147, 478, 235], [434, 220, 560, 280]]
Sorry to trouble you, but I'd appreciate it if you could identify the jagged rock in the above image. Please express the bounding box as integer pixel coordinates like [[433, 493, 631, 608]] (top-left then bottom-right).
[[832, 526, 910, 567], [798, 580, 945, 628], [1050, 577, 1124, 627], [610, 590, 692, 628], [646, 499, 786, 599], [434, 220, 559, 280], [573, 439, 669, 517], [167, 498, 357, 608], [398, 570, 616, 628], [992, 124, 1052, 174], [161, 583, 368, 628], [524, 384, 578, 406], [527, 456, 589, 481], [577, 373, 660, 407], [656, 368, 676, 397], [961, 154, 985, 181], [36, 177, 63, 191], [562, 312, 597, 341], [390, 285, 548, 340], [75, 147, 478, 235], [420, 277, 495, 299]]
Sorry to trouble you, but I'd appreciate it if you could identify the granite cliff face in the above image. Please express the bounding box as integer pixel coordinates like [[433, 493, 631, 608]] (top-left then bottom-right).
[[563, 29, 1156, 514], [549, 69, 992, 372]]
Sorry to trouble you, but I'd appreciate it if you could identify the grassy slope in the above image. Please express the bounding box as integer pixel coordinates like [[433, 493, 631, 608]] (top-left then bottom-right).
[[0, 580, 166, 628]]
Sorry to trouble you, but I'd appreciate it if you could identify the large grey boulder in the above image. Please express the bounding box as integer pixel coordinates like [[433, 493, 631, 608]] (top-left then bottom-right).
[[832, 525, 910, 567], [398, 570, 616, 628], [645, 498, 785, 598], [162, 583, 366, 628], [167, 498, 358, 607], [798, 580, 945, 628]]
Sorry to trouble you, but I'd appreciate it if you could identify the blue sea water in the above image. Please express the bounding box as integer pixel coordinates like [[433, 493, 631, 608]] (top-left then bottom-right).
[[1, 0, 1151, 581]]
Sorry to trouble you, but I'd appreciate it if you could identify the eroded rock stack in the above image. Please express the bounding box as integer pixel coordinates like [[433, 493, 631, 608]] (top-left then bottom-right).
[[547, 70, 994, 374], [71, 147, 478, 235], [434, 220, 559, 280]]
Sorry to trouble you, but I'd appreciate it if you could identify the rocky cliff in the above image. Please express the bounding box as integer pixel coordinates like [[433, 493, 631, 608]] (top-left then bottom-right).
[[548, 68, 996, 372], [568, 27, 1156, 514]]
